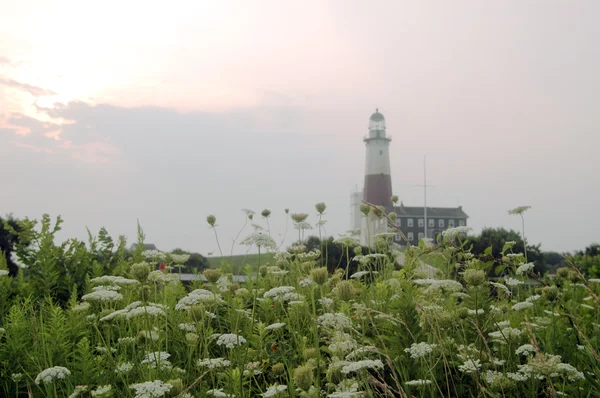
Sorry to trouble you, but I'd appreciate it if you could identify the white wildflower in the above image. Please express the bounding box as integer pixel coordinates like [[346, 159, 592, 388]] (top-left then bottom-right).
[[317, 313, 352, 330], [264, 286, 302, 302], [142, 250, 165, 261], [35, 366, 71, 385], [405, 342, 437, 359], [115, 362, 134, 374], [216, 333, 247, 349], [82, 290, 123, 302], [526, 294, 541, 302], [206, 389, 235, 397], [175, 289, 223, 310], [91, 385, 112, 397], [265, 322, 286, 331], [341, 359, 384, 374], [441, 226, 472, 239], [504, 278, 524, 287], [197, 357, 232, 369], [515, 344, 536, 356], [489, 327, 521, 344], [0, 270, 9, 277], [141, 352, 172, 370], [129, 380, 173, 398], [89, 275, 140, 286], [179, 323, 196, 332], [261, 384, 288, 397], [170, 253, 190, 264], [147, 270, 178, 284], [516, 262, 535, 275], [350, 270, 378, 279], [72, 302, 91, 312], [458, 359, 481, 373], [512, 302, 534, 311], [468, 309, 485, 315], [241, 231, 277, 250]]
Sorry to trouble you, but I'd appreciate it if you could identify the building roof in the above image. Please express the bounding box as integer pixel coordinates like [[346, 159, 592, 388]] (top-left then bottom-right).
[[395, 204, 469, 219]]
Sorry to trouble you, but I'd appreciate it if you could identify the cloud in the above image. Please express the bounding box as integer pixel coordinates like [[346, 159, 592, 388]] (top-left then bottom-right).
[[0, 56, 12, 65], [0, 77, 57, 97]]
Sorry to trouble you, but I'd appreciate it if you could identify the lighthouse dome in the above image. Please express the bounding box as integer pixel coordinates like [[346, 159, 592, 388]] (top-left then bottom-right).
[[368, 108, 386, 136], [370, 109, 385, 122]]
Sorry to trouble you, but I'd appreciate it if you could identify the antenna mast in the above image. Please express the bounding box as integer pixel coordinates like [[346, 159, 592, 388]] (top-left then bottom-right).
[[424, 155, 428, 239]]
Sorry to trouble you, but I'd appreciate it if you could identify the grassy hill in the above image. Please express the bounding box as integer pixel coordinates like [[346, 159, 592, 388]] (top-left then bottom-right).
[[206, 252, 275, 272]]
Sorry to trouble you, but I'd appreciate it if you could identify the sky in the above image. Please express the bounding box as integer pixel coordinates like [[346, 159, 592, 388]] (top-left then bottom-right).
[[1, 0, 599, 256]]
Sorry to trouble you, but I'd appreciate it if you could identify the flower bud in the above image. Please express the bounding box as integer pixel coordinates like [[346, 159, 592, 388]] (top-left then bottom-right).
[[271, 363, 286, 376], [294, 364, 314, 392], [542, 285, 559, 302], [204, 268, 222, 284], [310, 267, 329, 285], [261, 209, 271, 218], [556, 267, 570, 279], [206, 215, 217, 227], [464, 269, 486, 287], [359, 204, 370, 216], [315, 202, 327, 215], [336, 280, 355, 302]]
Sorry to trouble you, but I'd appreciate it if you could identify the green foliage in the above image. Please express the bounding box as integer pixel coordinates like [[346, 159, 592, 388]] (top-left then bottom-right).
[[1, 215, 600, 397], [466, 227, 546, 275], [569, 244, 600, 278]]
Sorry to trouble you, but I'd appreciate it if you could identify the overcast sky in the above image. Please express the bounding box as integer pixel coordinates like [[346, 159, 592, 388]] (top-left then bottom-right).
[[1, 0, 599, 256]]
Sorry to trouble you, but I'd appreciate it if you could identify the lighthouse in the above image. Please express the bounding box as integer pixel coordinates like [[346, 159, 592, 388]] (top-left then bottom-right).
[[359, 109, 393, 246]]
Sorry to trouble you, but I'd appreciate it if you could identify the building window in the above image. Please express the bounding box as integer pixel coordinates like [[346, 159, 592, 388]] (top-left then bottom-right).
[[418, 232, 424, 241], [439, 219, 445, 228], [428, 219, 434, 228], [459, 219, 465, 226], [407, 232, 414, 241], [396, 218, 401, 227], [395, 232, 401, 241], [418, 218, 424, 227], [449, 219, 455, 227], [407, 218, 413, 227]]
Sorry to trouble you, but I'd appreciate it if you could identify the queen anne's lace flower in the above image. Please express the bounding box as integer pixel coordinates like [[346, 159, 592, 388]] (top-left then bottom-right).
[[341, 359, 384, 374], [82, 290, 123, 302], [129, 380, 173, 398], [90, 275, 140, 285], [91, 385, 112, 397], [261, 384, 288, 397], [0, 270, 9, 277], [35, 366, 71, 385], [264, 286, 302, 302], [515, 344, 536, 356], [516, 262, 535, 275], [216, 333, 247, 349], [405, 342, 437, 358], [317, 313, 352, 331], [265, 322, 286, 331], [458, 359, 481, 373], [175, 289, 223, 310], [206, 389, 235, 397], [512, 302, 534, 311], [197, 357, 232, 369]]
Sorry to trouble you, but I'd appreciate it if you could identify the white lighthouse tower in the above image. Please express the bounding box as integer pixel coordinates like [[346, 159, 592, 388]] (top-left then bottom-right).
[[359, 109, 393, 247]]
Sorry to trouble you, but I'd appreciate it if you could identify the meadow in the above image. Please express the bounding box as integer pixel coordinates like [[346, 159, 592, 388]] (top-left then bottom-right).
[[0, 207, 599, 397]]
